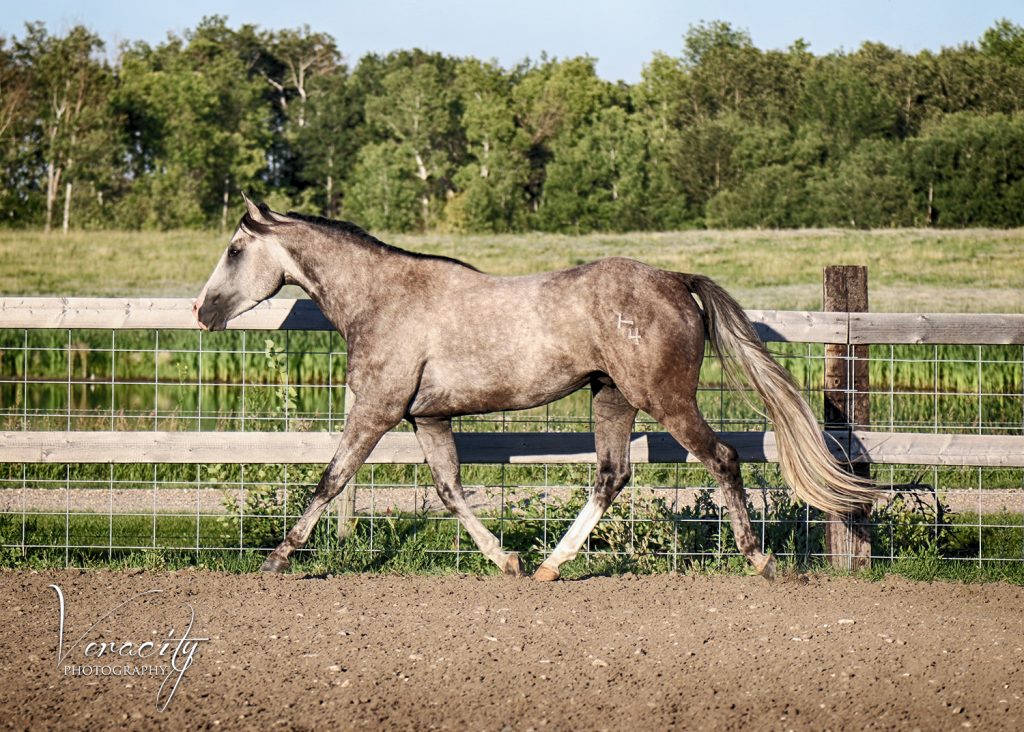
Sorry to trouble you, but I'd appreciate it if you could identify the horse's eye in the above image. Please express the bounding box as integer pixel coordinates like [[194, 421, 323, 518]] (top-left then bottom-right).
[[228, 247, 241, 259]]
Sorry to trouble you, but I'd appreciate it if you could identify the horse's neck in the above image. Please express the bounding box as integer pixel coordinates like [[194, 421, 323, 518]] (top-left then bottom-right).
[[281, 236, 390, 339]]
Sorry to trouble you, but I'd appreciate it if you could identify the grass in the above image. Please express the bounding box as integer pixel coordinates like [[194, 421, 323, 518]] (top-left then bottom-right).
[[1, 227, 1022, 311], [3, 501, 1022, 584]]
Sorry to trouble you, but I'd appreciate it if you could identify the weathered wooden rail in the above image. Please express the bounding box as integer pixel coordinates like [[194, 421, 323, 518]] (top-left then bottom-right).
[[4, 296, 1023, 343], [3, 429, 1023, 467]]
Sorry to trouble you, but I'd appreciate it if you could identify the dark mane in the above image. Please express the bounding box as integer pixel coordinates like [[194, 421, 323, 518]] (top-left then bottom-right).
[[283, 211, 480, 271]]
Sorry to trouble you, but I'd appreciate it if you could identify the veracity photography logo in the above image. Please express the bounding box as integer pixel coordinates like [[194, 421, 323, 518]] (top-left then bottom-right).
[[48, 584, 210, 711]]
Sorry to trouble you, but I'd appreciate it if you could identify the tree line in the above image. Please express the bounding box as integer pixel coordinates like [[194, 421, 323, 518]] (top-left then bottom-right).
[[2, 17, 1024, 233]]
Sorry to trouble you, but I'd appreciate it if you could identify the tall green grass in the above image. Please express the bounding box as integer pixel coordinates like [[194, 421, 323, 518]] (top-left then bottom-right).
[[3, 328, 1020, 435]]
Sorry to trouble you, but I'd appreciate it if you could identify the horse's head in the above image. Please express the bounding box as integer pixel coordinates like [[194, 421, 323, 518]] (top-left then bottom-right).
[[193, 195, 290, 331]]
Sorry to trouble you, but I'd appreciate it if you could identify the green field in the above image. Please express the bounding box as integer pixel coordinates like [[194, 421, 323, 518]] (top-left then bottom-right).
[[1, 227, 1022, 312]]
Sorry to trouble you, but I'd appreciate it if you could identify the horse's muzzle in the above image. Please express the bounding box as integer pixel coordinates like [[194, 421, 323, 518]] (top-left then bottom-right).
[[192, 298, 209, 331], [193, 289, 228, 331]]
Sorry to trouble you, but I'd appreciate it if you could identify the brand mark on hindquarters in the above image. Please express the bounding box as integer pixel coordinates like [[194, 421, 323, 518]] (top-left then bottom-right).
[[615, 312, 641, 344]]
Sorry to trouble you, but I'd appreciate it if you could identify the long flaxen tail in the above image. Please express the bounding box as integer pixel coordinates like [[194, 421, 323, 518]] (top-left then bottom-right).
[[683, 274, 883, 514]]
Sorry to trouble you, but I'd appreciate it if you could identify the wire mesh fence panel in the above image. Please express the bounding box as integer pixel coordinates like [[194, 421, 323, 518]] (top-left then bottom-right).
[[2, 327, 816, 434], [1, 303, 1023, 572], [1, 328, 351, 433], [2, 459, 1020, 569]]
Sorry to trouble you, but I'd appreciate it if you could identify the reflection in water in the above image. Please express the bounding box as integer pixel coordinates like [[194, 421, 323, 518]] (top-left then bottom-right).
[[0, 380, 600, 433], [2, 380, 343, 431]]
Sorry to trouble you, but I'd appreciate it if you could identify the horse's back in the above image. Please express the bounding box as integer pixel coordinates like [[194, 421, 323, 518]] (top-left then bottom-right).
[[434, 256, 698, 356], [406, 257, 706, 417]]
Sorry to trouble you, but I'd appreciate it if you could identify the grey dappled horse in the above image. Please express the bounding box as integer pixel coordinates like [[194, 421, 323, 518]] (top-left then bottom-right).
[[194, 196, 879, 581]]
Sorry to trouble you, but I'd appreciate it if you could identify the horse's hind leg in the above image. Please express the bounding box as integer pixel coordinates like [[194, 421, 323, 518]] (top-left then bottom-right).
[[657, 401, 776, 581], [413, 417, 524, 577], [534, 384, 638, 581]]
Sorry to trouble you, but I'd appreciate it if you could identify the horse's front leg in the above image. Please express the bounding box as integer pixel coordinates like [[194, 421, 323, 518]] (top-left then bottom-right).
[[261, 401, 401, 573], [413, 417, 525, 577]]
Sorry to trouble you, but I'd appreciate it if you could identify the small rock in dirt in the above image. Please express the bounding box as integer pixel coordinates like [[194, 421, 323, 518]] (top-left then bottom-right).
[[838, 619, 855, 625], [592, 659, 608, 667]]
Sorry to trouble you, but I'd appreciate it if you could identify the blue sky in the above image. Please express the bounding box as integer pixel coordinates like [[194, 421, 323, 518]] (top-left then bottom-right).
[[3, 1, 1021, 82]]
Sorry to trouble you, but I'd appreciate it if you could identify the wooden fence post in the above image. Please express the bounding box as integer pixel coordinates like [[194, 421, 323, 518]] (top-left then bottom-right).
[[336, 384, 358, 540], [823, 265, 872, 570]]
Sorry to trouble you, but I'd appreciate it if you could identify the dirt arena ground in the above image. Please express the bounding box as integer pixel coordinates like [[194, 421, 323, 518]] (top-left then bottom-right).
[[1, 569, 1021, 731]]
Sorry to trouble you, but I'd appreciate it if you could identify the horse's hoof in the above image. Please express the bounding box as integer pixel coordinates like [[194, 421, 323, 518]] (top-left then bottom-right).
[[260, 555, 290, 574], [503, 552, 526, 578], [532, 565, 560, 582], [755, 553, 776, 583]]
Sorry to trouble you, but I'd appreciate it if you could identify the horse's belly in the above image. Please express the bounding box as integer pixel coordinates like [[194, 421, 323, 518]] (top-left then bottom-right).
[[408, 360, 592, 418]]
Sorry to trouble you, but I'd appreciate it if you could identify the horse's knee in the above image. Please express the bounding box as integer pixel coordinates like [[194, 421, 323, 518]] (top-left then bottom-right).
[[315, 464, 348, 500], [594, 462, 631, 508]]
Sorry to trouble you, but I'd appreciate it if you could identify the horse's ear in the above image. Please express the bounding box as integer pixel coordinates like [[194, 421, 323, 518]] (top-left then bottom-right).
[[241, 191, 263, 221]]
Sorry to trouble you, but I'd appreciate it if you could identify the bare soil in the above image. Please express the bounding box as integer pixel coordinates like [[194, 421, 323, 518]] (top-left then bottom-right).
[[5, 484, 1017, 516], [1, 569, 1022, 731]]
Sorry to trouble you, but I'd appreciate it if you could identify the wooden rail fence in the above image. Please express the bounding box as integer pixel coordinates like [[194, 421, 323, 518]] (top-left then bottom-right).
[[2, 289, 1024, 568], [4, 296, 1023, 344], [2, 295, 1023, 469]]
